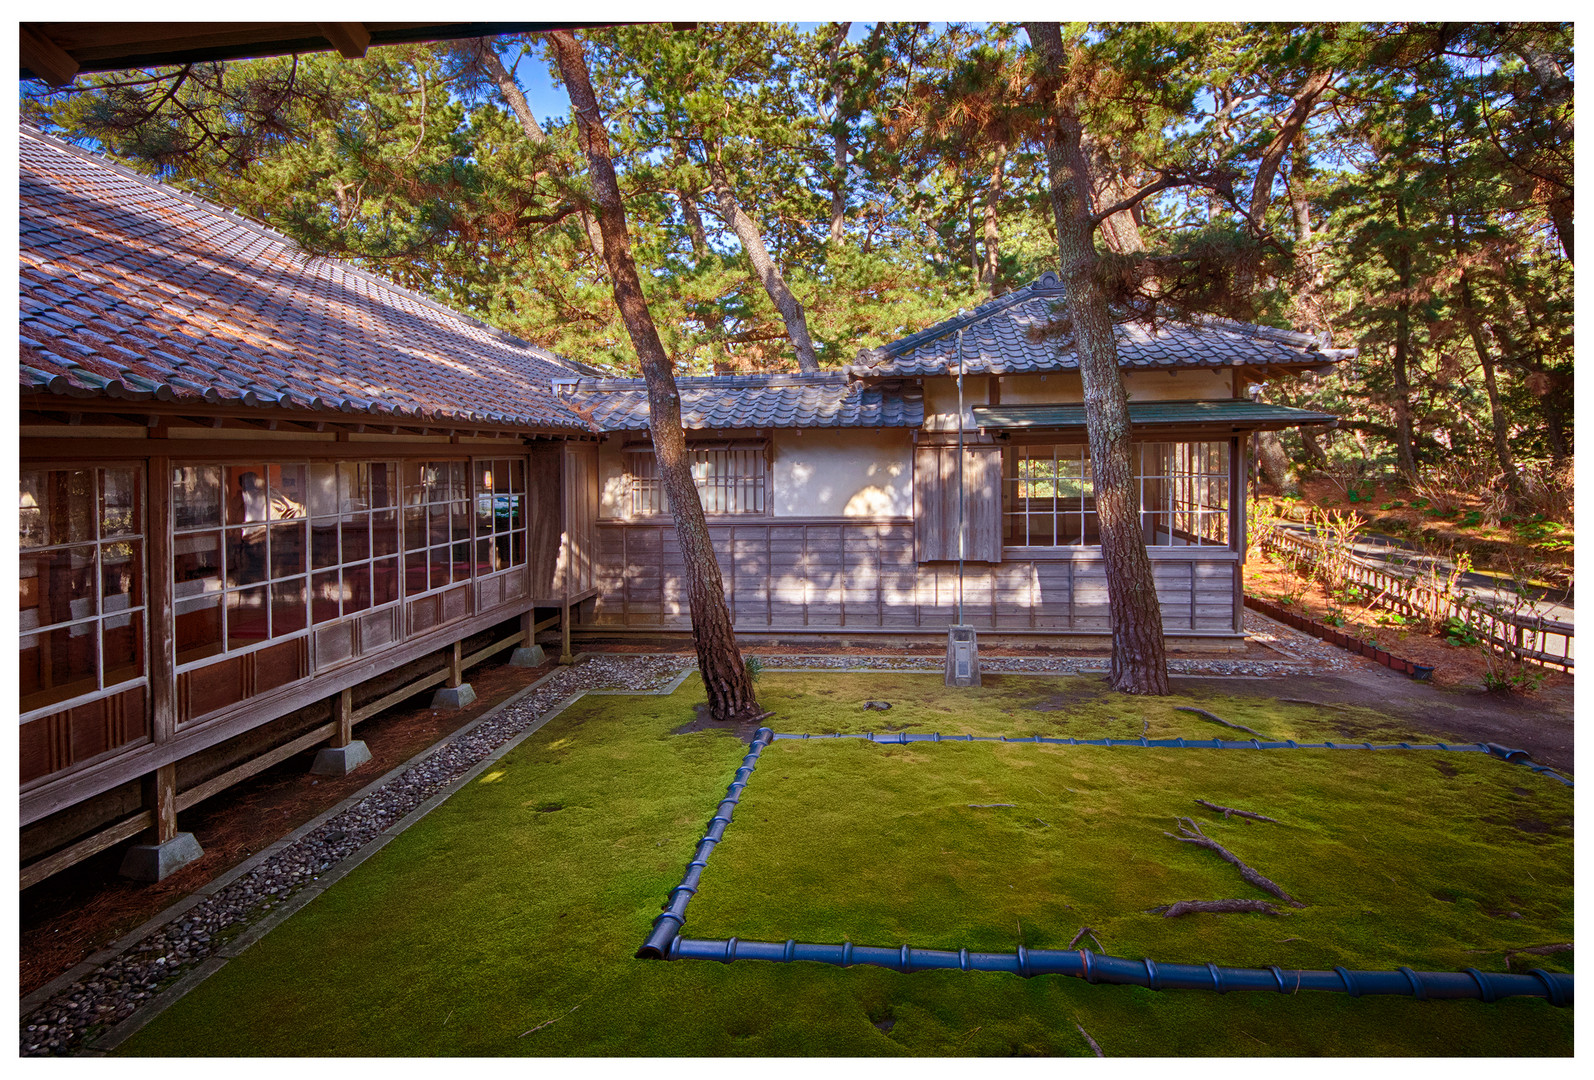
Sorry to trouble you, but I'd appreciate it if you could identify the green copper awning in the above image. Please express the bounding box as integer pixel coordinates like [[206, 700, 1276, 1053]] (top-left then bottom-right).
[[971, 399, 1339, 432]]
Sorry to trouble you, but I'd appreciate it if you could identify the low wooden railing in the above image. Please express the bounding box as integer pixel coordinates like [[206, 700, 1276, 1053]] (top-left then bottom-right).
[[1257, 528, 1573, 671]]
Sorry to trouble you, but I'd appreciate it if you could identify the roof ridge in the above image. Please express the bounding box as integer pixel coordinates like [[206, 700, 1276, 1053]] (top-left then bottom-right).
[[19, 124, 601, 377], [571, 372, 851, 391], [857, 274, 1063, 367]]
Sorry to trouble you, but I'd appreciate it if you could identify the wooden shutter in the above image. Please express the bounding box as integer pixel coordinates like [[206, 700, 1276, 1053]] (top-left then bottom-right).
[[914, 444, 1002, 563]]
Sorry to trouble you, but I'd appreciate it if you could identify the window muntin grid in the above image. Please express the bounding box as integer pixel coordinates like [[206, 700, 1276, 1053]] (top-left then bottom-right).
[[172, 464, 310, 664], [402, 460, 473, 597], [1003, 444, 1097, 546], [1136, 441, 1230, 547], [19, 466, 147, 714], [628, 448, 767, 516], [473, 458, 527, 576], [1002, 441, 1230, 548], [309, 462, 401, 625]]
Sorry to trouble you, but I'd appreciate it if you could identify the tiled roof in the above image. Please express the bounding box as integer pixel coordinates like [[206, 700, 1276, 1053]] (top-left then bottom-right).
[[852, 272, 1356, 378], [18, 126, 598, 431], [566, 373, 924, 431]]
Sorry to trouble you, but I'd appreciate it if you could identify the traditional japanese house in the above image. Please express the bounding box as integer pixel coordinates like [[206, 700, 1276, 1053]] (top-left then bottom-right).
[[19, 127, 602, 884], [566, 275, 1347, 642], [17, 127, 1347, 888]]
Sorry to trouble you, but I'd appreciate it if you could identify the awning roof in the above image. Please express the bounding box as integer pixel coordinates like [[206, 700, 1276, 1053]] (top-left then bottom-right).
[[972, 400, 1339, 433]]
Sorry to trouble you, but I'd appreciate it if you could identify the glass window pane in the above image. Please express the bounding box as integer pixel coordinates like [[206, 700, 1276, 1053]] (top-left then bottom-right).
[[369, 462, 397, 509], [451, 502, 472, 544], [509, 458, 525, 494], [449, 461, 467, 500], [22, 546, 97, 627], [270, 522, 307, 579], [344, 564, 372, 615], [371, 510, 398, 558], [372, 557, 399, 607], [43, 469, 97, 544], [226, 466, 269, 526], [226, 586, 270, 648], [429, 504, 450, 547], [475, 460, 495, 496], [174, 531, 223, 599], [271, 577, 308, 635], [175, 595, 223, 664], [312, 569, 342, 624], [21, 623, 99, 711], [403, 460, 428, 504], [19, 469, 48, 547], [341, 512, 371, 562], [311, 520, 340, 570], [226, 528, 268, 587], [101, 540, 142, 614], [404, 507, 427, 552], [452, 541, 471, 583], [404, 549, 430, 597], [269, 464, 308, 518], [338, 462, 365, 511], [102, 611, 144, 686], [476, 537, 494, 574], [101, 467, 140, 538], [309, 462, 339, 517], [173, 466, 222, 531], [428, 544, 452, 591]]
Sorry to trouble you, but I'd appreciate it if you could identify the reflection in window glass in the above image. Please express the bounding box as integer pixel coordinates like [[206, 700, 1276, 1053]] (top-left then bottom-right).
[[18, 467, 147, 713]]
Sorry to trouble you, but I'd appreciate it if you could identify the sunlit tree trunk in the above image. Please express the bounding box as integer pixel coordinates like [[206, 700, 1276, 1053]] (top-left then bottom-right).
[[548, 30, 760, 722]]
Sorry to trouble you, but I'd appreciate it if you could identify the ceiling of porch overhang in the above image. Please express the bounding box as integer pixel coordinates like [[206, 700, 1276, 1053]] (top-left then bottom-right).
[[971, 400, 1340, 433]]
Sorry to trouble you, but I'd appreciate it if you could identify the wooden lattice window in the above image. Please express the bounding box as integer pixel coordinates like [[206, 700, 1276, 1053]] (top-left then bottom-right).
[[19, 466, 146, 714], [627, 445, 768, 516]]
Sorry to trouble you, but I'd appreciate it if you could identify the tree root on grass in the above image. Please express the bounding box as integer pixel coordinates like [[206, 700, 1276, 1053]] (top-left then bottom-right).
[[1075, 1022, 1105, 1057], [1067, 925, 1105, 951], [1165, 817, 1305, 908], [1469, 942, 1575, 971], [1174, 706, 1265, 738], [1196, 798, 1281, 823], [1148, 899, 1283, 917]]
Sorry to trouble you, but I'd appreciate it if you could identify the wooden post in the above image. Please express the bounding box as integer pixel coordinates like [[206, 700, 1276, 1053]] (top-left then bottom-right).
[[143, 763, 178, 845], [520, 608, 534, 650], [332, 687, 353, 749], [447, 640, 464, 688], [560, 444, 575, 664], [148, 456, 177, 742]]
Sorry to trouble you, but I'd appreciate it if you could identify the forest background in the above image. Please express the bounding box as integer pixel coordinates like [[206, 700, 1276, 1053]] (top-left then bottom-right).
[[21, 21, 1574, 534]]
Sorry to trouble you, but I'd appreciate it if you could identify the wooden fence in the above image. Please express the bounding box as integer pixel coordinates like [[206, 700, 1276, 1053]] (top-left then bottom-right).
[[1259, 528, 1573, 670]]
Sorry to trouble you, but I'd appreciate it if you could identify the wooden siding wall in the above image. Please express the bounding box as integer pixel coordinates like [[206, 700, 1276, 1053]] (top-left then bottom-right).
[[563, 442, 599, 598], [588, 520, 1239, 633], [913, 444, 1002, 562]]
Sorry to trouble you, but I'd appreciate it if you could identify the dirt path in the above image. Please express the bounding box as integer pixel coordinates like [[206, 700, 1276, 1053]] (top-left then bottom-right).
[[1170, 668, 1574, 774]]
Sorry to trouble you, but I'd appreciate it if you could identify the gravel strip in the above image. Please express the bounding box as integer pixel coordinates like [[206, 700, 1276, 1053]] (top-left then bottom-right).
[[20, 655, 688, 1058]]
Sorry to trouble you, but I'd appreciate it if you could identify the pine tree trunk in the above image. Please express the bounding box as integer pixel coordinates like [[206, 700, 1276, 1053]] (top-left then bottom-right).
[[981, 140, 1007, 293], [1026, 21, 1168, 696], [547, 31, 760, 722], [705, 157, 821, 373], [1390, 193, 1419, 479], [829, 125, 848, 245], [1256, 430, 1298, 496]]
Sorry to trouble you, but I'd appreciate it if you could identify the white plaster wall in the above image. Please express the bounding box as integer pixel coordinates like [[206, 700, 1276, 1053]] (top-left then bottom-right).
[[994, 368, 1233, 404], [772, 429, 913, 517], [922, 375, 994, 430], [597, 435, 633, 519], [597, 430, 914, 519]]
